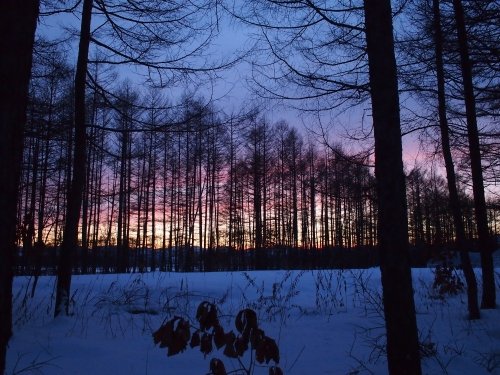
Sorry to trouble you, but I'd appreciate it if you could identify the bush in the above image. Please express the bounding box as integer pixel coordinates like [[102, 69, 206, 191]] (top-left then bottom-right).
[[432, 265, 464, 297]]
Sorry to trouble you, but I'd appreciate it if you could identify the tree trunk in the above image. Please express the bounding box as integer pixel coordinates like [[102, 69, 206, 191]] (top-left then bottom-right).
[[0, 1, 39, 372], [451, 0, 496, 309], [363, 0, 422, 374], [433, 0, 480, 319], [55, 0, 93, 317]]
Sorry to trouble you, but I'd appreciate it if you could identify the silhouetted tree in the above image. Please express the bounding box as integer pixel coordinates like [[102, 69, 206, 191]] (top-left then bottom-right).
[[55, 0, 93, 317], [452, 0, 496, 309], [432, 0, 479, 319], [364, 1, 422, 372], [0, 1, 39, 372], [227, 0, 422, 372]]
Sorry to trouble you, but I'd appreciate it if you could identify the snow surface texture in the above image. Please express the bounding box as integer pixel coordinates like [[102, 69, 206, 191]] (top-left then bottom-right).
[[6, 268, 500, 374]]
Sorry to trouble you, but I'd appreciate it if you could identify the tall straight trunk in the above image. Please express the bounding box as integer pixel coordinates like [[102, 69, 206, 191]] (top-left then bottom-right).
[[137, 157, 145, 269], [83, 101, 99, 269], [253, 154, 263, 267], [0, 1, 39, 372], [334, 162, 343, 247], [37, 136, 50, 247], [141, 138, 153, 270], [26, 136, 40, 257], [92, 130, 105, 251], [451, 0, 495, 309], [55, 0, 93, 317], [309, 156, 316, 249], [204, 156, 210, 256], [21, 137, 34, 254], [300, 176, 308, 248], [433, 0, 480, 319], [209, 142, 217, 250], [277, 138, 284, 247], [125, 136, 132, 267], [363, 1, 422, 374], [80, 119, 94, 273], [62, 117, 74, 242], [136, 147, 145, 252], [151, 142, 156, 271], [323, 157, 330, 247], [228, 119, 236, 249], [206, 148, 211, 253], [184, 132, 194, 270], [116, 125, 128, 272], [161, 138, 168, 271], [414, 175, 424, 245], [174, 133, 182, 270], [37, 84, 56, 250], [262, 131, 268, 252], [197, 133, 204, 270], [168, 161, 176, 271], [31, 128, 50, 297], [106, 164, 118, 249], [54, 146, 65, 246], [291, 153, 298, 249]]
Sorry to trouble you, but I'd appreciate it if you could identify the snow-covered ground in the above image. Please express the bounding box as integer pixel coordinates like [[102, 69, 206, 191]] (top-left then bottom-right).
[[6, 268, 500, 374]]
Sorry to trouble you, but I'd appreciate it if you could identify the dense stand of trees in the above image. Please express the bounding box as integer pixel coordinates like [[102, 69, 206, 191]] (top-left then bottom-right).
[[19, 68, 379, 268], [399, 0, 499, 317], [16, 42, 499, 274]]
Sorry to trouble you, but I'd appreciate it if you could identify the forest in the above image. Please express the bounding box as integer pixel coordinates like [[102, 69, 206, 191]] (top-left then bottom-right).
[[16, 55, 500, 273], [14, 4, 500, 274], [1, 0, 498, 374]]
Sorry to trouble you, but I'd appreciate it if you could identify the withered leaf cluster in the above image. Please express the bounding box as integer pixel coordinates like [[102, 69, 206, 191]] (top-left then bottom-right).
[[153, 301, 283, 374], [152, 316, 191, 356]]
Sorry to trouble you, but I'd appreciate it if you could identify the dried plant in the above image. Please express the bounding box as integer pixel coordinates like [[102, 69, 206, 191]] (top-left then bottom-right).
[[153, 301, 283, 375]]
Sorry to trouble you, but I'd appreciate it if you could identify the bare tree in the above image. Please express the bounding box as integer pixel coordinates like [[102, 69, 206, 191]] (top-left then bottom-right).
[[0, 1, 39, 372], [55, 0, 230, 315], [451, 0, 496, 309], [55, 0, 93, 317], [364, 1, 422, 372], [226, 0, 422, 372], [432, 0, 479, 319]]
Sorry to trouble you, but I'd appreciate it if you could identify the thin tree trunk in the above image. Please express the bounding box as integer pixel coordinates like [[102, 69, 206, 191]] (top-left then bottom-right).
[[80, 114, 94, 274], [168, 157, 176, 271], [433, 0, 480, 319], [292, 161, 298, 249], [92, 129, 105, 261], [451, 0, 496, 309], [161, 137, 168, 271], [363, 0, 422, 373], [53, 145, 65, 247], [151, 138, 156, 271], [32, 125, 50, 298], [26, 135, 40, 261], [55, 0, 93, 317]]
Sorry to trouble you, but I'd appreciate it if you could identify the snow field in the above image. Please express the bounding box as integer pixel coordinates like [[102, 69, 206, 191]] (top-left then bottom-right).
[[7, 268, 500, 374]]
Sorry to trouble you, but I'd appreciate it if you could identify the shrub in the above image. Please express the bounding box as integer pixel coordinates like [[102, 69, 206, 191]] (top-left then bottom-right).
[[432, 265, 464, 297]]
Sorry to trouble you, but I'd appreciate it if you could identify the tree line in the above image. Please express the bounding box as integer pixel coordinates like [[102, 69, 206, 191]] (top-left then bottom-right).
[[17, 45, 500, 274]]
